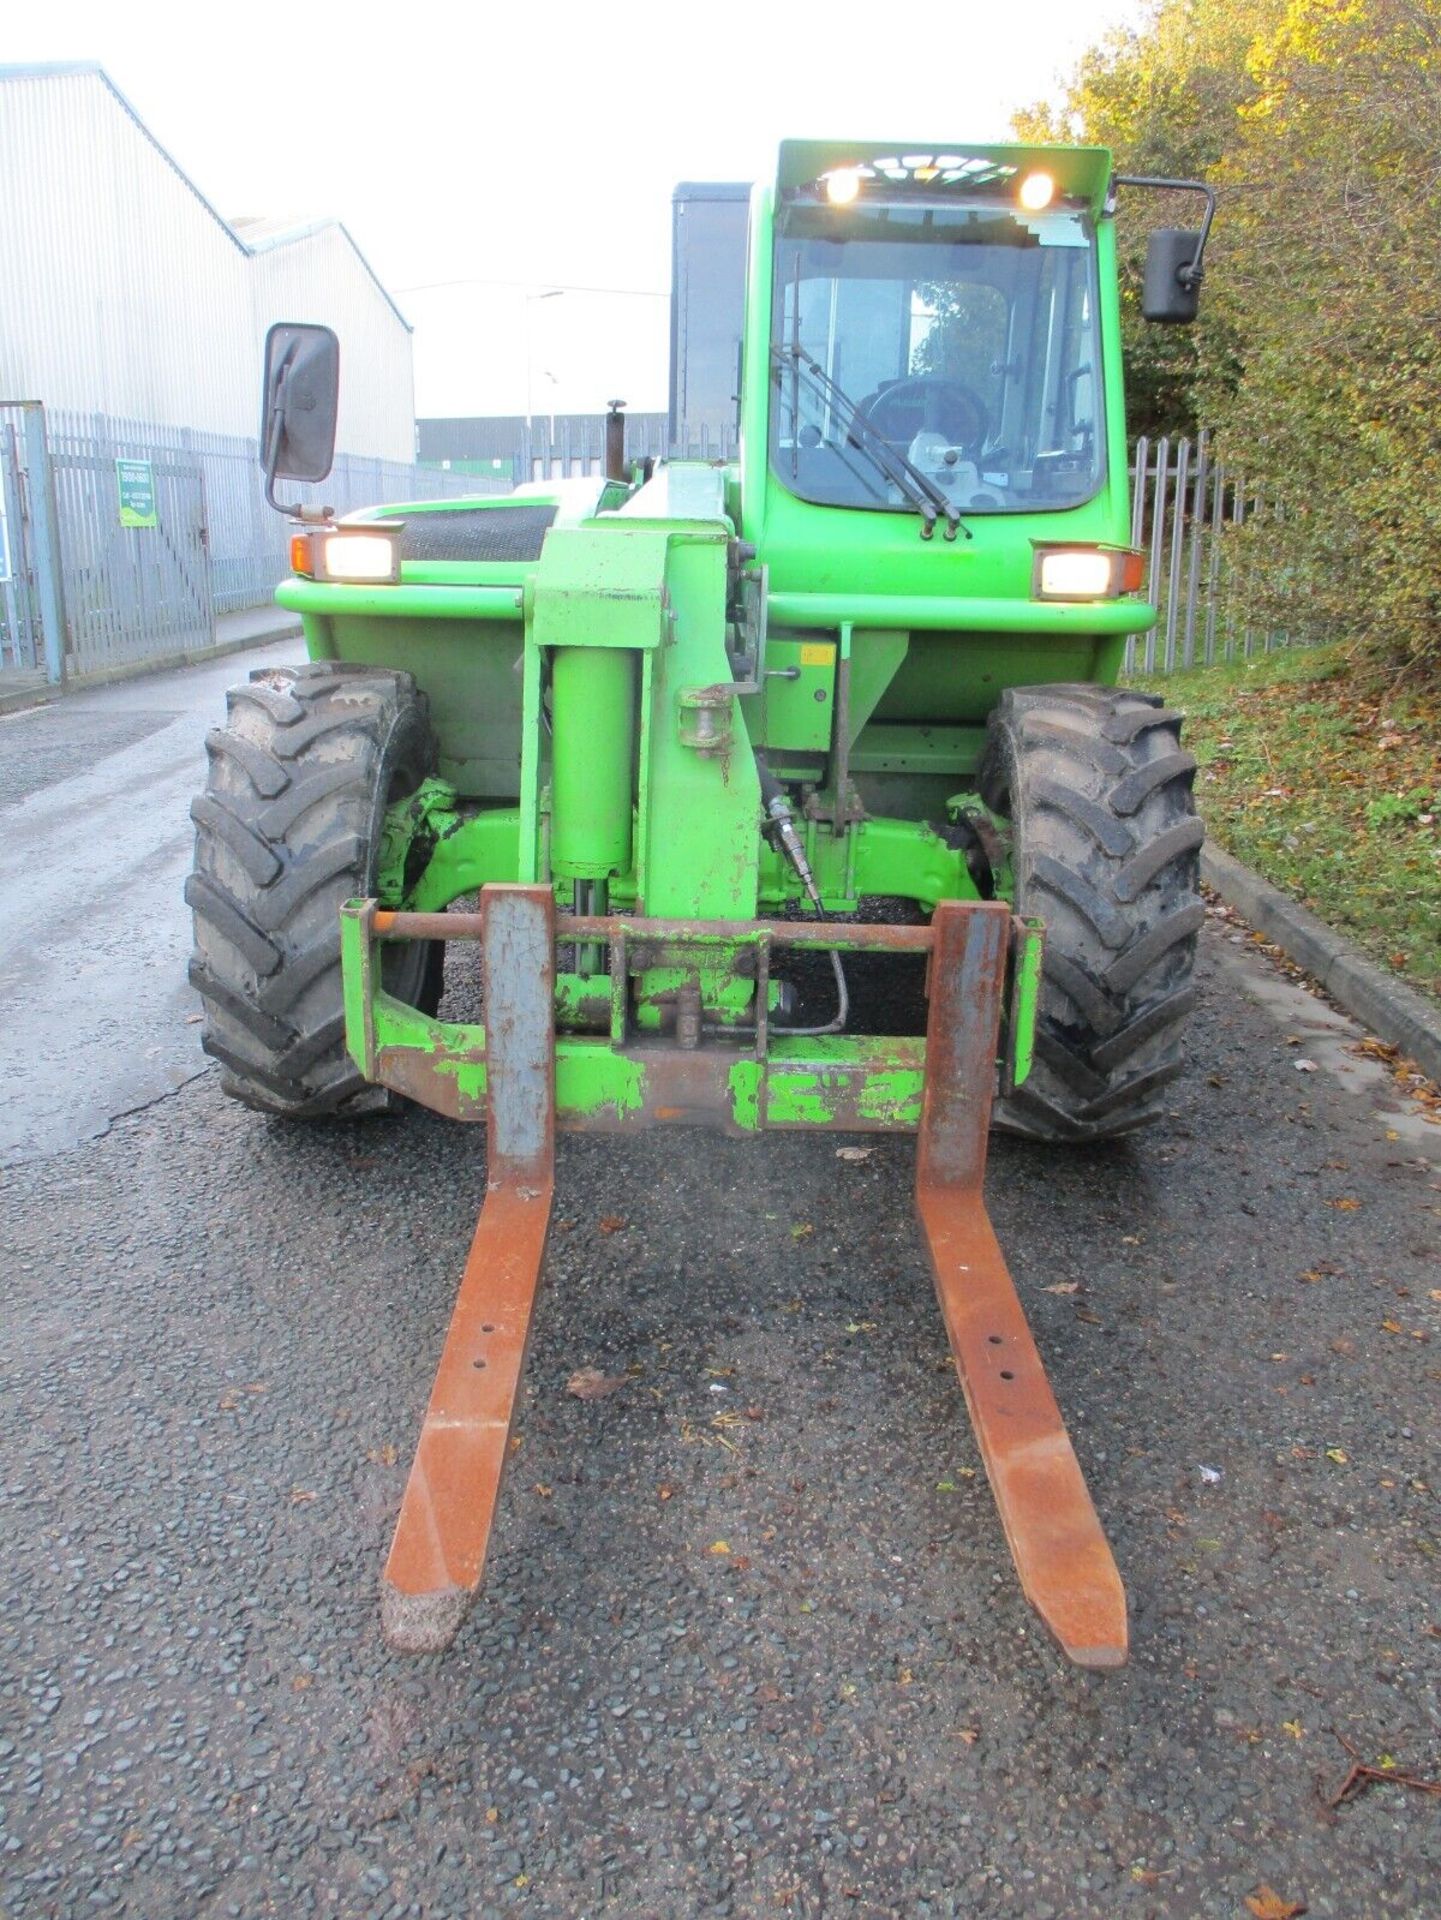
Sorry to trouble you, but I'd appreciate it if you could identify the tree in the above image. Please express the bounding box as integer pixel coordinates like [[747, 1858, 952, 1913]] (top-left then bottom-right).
[[1015, 0, 1284, 438], [1205, 0, 1441, 673]]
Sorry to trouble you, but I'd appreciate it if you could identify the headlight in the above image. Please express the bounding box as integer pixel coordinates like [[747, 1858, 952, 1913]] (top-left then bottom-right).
[[1033, 546, 1145, 601], [292, 523, 404, 584]]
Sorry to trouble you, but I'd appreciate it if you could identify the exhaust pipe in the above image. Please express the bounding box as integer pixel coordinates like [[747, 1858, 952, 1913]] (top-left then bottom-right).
[[605, 399, 627, 481]]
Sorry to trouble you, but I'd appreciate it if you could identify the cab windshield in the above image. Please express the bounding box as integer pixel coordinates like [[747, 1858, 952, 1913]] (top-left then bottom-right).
[[770, 194, 1105, 517]]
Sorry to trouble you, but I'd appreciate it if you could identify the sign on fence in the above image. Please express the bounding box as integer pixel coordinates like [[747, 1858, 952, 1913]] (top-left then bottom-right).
[[115, 458, 157, 529]]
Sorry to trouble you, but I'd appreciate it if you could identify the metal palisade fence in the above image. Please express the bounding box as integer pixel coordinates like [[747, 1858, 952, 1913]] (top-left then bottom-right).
[[1126, 430, 1295, 677], [3, 410, 1294, 688], [0, 405, 506, 685]]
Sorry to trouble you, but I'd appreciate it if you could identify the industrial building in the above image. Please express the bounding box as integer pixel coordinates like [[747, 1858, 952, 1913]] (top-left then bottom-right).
[[0, 62, 490, 690], [417, 412, 671, 484], [0, 62, 415, 458]]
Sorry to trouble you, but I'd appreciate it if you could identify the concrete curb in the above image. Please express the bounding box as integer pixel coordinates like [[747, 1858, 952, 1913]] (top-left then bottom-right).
[[1202, 841, 1441, 1087], [0, 680, 58, 719], [0, 618, 304, 718]]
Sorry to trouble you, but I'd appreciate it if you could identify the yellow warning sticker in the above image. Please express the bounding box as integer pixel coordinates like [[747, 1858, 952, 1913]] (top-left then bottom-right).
[[798, 643, 835, 667]]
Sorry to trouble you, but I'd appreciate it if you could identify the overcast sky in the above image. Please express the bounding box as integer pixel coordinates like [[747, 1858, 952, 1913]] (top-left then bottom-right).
[[15, 0, 1146, 420]]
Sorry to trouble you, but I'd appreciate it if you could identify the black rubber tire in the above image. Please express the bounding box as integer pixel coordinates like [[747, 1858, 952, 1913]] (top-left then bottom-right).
[[977, 684, 1204, 1143], [186, 662, 444, 1118]]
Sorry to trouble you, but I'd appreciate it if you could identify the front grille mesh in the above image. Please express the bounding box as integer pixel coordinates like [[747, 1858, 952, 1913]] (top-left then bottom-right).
[[382, 505, 558, 563]]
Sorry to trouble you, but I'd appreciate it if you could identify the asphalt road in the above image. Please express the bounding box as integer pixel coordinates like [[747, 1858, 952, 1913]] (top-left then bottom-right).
[[0, 641, 303, 1166], [1, 659, 1437, 1919]]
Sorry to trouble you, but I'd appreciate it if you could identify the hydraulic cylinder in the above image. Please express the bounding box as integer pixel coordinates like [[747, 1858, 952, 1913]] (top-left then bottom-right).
[[550, 647, 637, 879]]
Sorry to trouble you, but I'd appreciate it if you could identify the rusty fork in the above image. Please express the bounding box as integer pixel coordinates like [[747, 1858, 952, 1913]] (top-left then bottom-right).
[[916, 901, 1128, 1670], [380, 888, 1125, 1668], [381, 886, 556, 1653]]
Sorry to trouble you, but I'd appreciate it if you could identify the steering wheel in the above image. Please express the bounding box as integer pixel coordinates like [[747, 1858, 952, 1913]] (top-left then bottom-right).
[[858, 376, 989, 456]]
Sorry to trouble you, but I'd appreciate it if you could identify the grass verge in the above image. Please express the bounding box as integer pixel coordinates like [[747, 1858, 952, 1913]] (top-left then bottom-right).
[[1132, 644, 1441, 1003]]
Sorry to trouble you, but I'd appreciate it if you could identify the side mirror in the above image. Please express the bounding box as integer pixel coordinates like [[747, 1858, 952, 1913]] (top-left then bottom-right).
[[1142, 229, 1203, 325], [260, 322, 339, 513]]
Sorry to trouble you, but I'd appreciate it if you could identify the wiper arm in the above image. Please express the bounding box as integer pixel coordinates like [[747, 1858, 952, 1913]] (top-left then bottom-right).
[[771, 343, 966, 541]]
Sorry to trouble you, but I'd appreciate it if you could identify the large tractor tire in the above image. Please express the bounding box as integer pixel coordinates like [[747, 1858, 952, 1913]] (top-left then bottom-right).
[[978, 684, 1204, 1143], [186, 663, 443, 1118]]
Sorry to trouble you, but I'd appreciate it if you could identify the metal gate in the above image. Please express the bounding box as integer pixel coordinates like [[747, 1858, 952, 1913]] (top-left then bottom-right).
[[48, 421, 213, 677], [0, 403, 65, 689]]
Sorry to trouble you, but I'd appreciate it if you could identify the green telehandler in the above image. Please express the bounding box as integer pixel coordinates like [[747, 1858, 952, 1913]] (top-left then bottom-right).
[[188, 141, 1213, 1668]]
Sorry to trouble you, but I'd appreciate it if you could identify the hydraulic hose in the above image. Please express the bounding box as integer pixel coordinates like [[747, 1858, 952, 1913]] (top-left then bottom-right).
[[754, 754, 848, 1037]]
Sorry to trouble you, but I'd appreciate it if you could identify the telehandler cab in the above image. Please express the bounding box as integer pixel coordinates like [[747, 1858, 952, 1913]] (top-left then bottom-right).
[[189, 142, 1213, 1667]]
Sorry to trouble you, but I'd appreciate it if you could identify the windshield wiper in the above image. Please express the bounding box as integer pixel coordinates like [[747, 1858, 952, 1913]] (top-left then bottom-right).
[[770, 342, 967, 541]]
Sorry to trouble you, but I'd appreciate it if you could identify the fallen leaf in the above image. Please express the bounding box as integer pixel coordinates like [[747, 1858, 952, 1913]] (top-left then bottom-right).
[[1325, 1447, 1349, 1464], [790, 1222, 815, 1241], [597, 1215, 626, 1234], [1044, 1281, 1080, 1295], [844, 1320, 877, 1334], [485, 1806, 499, 1825], [657, 1483, 676, 1501], [956, 1727, 980, 1745], [1328, 1197, 1362, 1211], [1282, 1718, 1306, 1739], [1245, 1885, 1307, 1920], [566, 1367, 628, 1400], [366, 1443, 398, 1466], [708, 1539, 731, 1555], [534, 1483, 553, 1498], [835, 1146, 874, 1162], [289, 1488, 316, 1505]]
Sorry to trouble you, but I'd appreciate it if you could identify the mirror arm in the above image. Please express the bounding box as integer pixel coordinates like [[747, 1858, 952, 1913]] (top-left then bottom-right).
[[1111, 175, 1217, 288]]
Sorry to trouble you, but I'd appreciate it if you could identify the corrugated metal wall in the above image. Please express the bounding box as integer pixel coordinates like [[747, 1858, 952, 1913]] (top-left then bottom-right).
[[245, 224, 415, 463], [0, 66, 414, 461]]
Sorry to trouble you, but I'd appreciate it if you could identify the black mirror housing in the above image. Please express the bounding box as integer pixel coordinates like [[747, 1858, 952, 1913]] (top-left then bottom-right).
[[261, 323, 340, 485], [1142, 229, 1202, 325]]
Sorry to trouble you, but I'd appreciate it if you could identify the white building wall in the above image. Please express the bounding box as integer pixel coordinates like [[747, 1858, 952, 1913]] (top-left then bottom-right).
[[0, 66, 413, 458], [246, 226, 415, 462]]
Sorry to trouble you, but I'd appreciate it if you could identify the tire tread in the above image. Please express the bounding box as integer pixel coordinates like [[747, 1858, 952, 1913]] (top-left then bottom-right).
[[980, 682, 1202, 1142]]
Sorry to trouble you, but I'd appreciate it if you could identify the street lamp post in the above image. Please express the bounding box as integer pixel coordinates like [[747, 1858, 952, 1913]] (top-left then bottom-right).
[[524, 288, 564, 441]]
